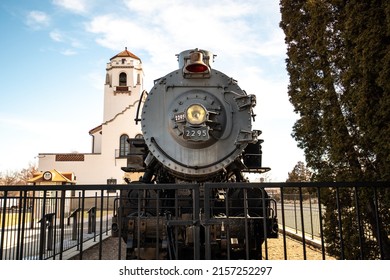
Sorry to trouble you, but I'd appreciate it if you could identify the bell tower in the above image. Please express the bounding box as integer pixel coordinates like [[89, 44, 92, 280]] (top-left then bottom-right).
[[103, 47, 143, 122]]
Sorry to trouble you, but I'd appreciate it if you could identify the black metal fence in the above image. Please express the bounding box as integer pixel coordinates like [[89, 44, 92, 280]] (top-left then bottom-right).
[[0, 185, 116, 260], [0, 182, 389, 260]]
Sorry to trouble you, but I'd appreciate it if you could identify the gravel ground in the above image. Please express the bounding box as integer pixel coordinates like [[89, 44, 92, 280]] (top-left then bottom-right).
[[263, 236, 335, 260], [69, 236, 126, 260], [70, 235, 334, 260]]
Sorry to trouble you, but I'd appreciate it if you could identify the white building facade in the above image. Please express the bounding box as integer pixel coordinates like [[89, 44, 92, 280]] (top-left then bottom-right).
[[38, 48, 144, 185]]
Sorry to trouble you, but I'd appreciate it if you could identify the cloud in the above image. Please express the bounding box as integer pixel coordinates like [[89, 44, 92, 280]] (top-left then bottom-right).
[[25, 11, 50, 29], [49, 30, 63, 42], [61, 49, 78, 56], [52, 0, 90, 14], [85, 15, 149, 50], [119, 0, 283, 54], [85, 0, 282, 53], [49, 29, 85, 55], [84, 0, 285, 86], [83, 0, 290, 123]]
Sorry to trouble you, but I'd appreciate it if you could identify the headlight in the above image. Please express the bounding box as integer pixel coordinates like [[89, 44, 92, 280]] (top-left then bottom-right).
[[186, 104, 207, 125]]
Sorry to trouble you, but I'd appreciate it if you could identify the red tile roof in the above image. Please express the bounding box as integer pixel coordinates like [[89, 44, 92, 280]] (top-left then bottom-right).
[[111, 47, 141, 61]]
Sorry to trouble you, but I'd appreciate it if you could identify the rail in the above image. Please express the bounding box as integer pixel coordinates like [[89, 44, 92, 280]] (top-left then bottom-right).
[[0, 182, 389, 260]]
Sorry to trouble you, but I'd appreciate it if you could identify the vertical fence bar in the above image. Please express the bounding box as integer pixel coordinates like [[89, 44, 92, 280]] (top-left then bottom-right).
[[25, 195, 32, 259], [174, 189, 179, 259], [156, 189, 160, 259], [19, 190, 28, 260], [353, 186, 364, 259], [33, 195, 38, 258], [93, 192, 97, 241], [317, 187, 326, 260], [224, 187, 231, 260], [106, 192, 109, 236], [6, 205, 12, 259], [6, 206, 12, 259], [136, 189, 141, 259], [0, 191, 8, 260], [261, 186, 269, 260], [30, 191, 35, 229], [58, 190, 66, 260], [76, 192, 81, 251], [39, 190, 47, 260], [117, 194, 122, 260], [193, 186, 200, 260], [50, 192, 58, 259], [298, 187, 307, 259], [293, 193, 298, 234], [335, 186, 344, 259], [204, 184, 211, 260], [309, 194, 314, 240], [79, 190, 85, 260], [99, 190, 104, 260], [243, 188, 249, 260], [280, 187, 288, 260], [372, 186, 384, 259], [15, 191, 23, 259]]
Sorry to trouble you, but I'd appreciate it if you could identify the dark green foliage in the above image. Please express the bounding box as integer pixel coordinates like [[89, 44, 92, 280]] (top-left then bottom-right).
[[280, 0, 390, 259], [285, 161, 314, 195], [286, 161, 312, 183], [320, 186, 389, 259]]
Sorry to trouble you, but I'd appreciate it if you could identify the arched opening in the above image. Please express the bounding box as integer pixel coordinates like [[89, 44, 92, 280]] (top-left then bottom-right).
[[119, 72, 127, 86], [119, 134, 130, 157]]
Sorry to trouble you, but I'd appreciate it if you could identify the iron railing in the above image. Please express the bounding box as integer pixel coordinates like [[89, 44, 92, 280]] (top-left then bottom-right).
[[0, 186, 116, 260], [0, 182, 389, 260]]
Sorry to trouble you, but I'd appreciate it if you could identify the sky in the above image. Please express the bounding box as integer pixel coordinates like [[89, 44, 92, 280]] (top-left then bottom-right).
[[0, 0, 304, 182]]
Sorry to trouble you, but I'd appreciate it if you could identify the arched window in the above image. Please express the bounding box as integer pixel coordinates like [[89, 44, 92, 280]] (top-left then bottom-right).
[[119, 72, 127, 86], [119, 134, 130, 157]]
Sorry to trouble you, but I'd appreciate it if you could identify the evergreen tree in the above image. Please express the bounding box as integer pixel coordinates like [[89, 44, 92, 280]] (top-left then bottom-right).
[[285, 161, 313, 196], [287, 161, 312, 182], [280, 0, 390, 259]]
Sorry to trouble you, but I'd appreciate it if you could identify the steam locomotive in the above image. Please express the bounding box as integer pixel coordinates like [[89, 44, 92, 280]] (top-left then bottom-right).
[[113, 49, 278, 259]]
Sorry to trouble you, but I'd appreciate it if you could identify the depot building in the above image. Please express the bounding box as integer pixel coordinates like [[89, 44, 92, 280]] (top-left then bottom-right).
[[37, 48, 144, 185]]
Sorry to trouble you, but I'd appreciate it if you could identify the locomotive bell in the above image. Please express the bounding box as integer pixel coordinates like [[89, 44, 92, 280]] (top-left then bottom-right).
[[185, 52, 209, 73], [180, 49, 212, 78], [177, 49, 214, 68]]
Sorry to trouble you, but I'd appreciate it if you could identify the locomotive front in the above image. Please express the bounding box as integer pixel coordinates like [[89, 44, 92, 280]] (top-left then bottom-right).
[[129, 49, 266, 183], [115, 49, 278, 260]]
